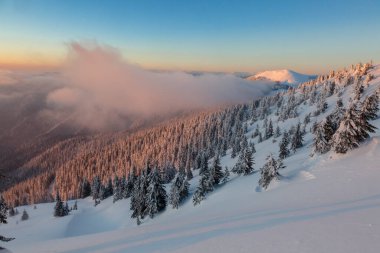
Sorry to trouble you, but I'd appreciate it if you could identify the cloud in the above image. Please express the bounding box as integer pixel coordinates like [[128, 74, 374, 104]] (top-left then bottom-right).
[[45, 42, 273, 130]]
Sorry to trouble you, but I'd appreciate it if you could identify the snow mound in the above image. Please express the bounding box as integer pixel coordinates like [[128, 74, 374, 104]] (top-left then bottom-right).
[[247, 69, 315, 86]]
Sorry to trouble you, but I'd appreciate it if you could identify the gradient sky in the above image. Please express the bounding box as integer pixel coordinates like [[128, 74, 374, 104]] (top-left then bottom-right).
[[1, 0, 380, 74]]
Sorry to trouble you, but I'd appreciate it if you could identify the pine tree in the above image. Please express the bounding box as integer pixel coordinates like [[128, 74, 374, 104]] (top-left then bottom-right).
[[232, 147, 255, 175], [73, 201, 78, 210], [113, 176, 123, 203], [199, 152, 209, 175], [169, 170, 189, 209], [0, 195, 14, 243], [146, 168, 167, 218], [259, 154, 284, 189], [313, 117, 335, 154], [361, 94, 379, 120], [130, 175, 147, 222], [279, 131, 290, 159], [79, 178, 91, 199], [91, 176, 101, 200], [209, 156, 223, 185], [274, 125, 281, 138], [54, 192, 66, 217], [265, 119, 274, 139], [193, 169, 214, 205], [221, 167, 230, 184], [8, 207, 15, 217], [333, 103, 376, 153], [21, 209, 29, 221], [291, 122, 304, 152]]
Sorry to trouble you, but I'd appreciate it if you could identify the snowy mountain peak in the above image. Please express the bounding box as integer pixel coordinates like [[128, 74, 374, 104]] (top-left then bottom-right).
[[247, 69, 316, 86]]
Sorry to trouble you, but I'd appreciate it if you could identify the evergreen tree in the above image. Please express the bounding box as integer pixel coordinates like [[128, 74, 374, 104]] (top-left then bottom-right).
[[333, 103, 376, 153], [91, 176, 101, 200], [232, 147, 255, 175], [361, 94, 379, 120], [0, 195, 14, 243], [199, 153, 209, 175], [79, 178, 91, 199], [193, 169, 214, 205], [221, 167, 230, 184], [274, 125, 281, 138], [21, 209, 29, 221], [265, 119, 274, 139], [259, 154, 284, 189], [130, 175, 147, 222], [278, 131, 290, 159], [113, 176, 123, 203], [146, 168, 167, 218], [291, 122, 304, 152], [209, 156, 224, 185], [169, 170, 189, 209], [8, 207, 15, 217], [54, 192, 66, 217]]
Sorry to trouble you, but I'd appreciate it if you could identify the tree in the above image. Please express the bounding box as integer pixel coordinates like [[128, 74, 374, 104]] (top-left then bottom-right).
[[54, 192, 66, 217], [291, 122, 304, 152], [130, 175, 147, 223], [232, 147, 255, 175], [259, 154, 284, 189], [278, 131, 290, 159], [265, 119, 274, 139], [0, 196, 15, 243], [209, 156, 223, 185], [333, 103, 376, 153], [274, 125, 281, 138], [21, 210, 29, 221], [221, 167, 230, 184], [361, 94, 379, 120], [73, 201, 78, 210], [313, 117, 335, 154], [193, 169, 214, 205], [79, 178, 91, 199], [169, 170, 189, 209], [91, 176, 101, 200], [113, 176, 123, 203], [146, 168, 167, 218]]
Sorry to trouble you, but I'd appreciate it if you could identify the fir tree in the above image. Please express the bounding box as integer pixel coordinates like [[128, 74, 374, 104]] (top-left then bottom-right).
[[54, 192, 66, 217], [221, 167, 230, 184], [193, 169, 214, 205], [73, 201, 78, 210], [361, 94, 379, 120], [146, 168, 167, 218], [21, 209, 29, 221], [79, 178, 91, 199], [0, 195, 14, 243], [333, 103, 376, 153], [291, 122, 304, 152], [279, 131, 290, 159], [209, 156, 224, 185], [259, 154, 284, 189], [274, 125, 281, 138], [232, 147, 255, 175], [113, 176, 123, 203], [265, 119, 274, 139], [169, 170, 189, 209], [91, 176, 101, 200]]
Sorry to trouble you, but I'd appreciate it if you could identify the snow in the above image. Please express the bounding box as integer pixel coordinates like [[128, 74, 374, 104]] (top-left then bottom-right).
[[247, 69, 315, 86], [1, 65, 380, 253]]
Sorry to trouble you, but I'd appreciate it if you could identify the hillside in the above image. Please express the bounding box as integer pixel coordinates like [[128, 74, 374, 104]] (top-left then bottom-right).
[[247, 69, 316, 86], [1, 62, 380, 253]]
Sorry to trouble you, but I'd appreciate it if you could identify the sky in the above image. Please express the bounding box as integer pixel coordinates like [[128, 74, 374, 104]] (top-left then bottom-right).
[[1, 0, 380, 74]]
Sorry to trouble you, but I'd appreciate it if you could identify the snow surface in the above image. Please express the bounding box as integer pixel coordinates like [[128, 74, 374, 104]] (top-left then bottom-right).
[[247, 69, 315, 86], [1, 65, 380, 253]]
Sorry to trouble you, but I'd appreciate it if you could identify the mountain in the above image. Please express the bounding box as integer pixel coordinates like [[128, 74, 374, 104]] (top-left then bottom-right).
[[247, 69, 316, 86], [1, 62, 380, 253]]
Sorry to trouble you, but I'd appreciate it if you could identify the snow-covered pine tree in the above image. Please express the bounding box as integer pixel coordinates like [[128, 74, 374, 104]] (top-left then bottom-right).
[[312, 117, 334, 154], [169, 170, 189, 209], [91, 176, 101, 200], [130, 174, 147, 222], [232, 147, 255, 175], [193, 168, 214, 205], [209, 155, 224, 185], [274, 125, 281, 138], [73, 201, 78, 210], [113, 176, 122, 203], [0, 195, 14, 243], [278, 131, 290, 159], [265, 119, 274, 139], [259, 154, 283, 189], [332, 103, 376, 153], [361, 94, 379, 120], [79, 178, 91, 199], [221, 166, 230, 184], [291, 122, 304, 152], [199, 152, 209, 175], [146, 168, 167, 218], [54, 192, 66, 217], [21, 209, 29, 221]]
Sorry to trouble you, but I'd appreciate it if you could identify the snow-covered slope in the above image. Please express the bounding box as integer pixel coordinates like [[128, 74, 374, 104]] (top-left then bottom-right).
[[247, 69, 316, 86], [1, 63, 380, 253]]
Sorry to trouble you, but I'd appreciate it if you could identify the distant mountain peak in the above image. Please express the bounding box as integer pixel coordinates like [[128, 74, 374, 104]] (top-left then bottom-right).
[[247, 69, 316, 86]]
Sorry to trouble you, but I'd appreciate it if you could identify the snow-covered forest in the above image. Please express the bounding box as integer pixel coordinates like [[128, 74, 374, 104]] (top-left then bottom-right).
[[1, 62, 380, 253]]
